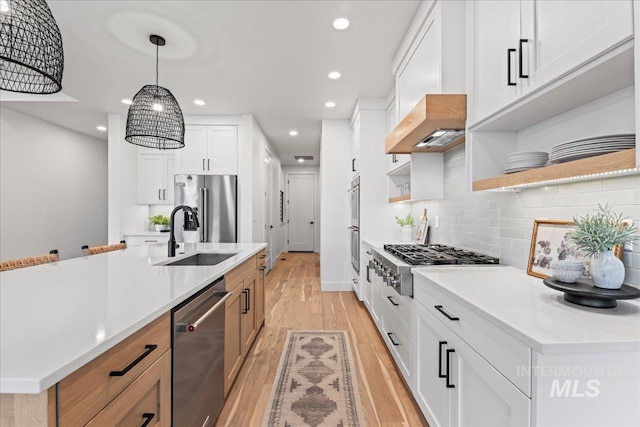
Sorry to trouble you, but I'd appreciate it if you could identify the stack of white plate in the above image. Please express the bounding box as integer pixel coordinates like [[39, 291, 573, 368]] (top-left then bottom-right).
[[504, 151, 549, 174], [550, 134, 635, 163]]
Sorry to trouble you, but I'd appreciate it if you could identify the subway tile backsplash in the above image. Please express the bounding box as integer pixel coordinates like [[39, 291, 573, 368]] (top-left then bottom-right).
[[412, 145, 640, 286]]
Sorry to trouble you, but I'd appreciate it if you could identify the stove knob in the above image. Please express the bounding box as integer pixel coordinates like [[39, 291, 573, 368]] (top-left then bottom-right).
[[390, 279, 400, 288]]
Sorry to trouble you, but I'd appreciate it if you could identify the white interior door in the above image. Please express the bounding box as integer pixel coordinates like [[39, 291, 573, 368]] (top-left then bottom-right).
[[287, 173, 315, 252]]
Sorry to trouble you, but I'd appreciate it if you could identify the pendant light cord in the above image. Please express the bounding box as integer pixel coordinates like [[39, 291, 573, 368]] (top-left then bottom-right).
[[155, 43, 159, 87]]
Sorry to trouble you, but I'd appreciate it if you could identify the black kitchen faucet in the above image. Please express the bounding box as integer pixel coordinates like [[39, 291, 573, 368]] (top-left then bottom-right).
[[168, 205, 200, 257]]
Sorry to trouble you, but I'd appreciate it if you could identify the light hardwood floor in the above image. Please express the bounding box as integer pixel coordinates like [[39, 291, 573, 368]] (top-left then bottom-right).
[[216, 252, 428, 427]]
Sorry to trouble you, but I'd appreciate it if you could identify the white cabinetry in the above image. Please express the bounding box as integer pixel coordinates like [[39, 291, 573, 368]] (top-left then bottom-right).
[[351, 116, 360, 176], [175, 125, 238, 175], [137, 152, 174, 205], [413, 278, 531, 427], [386, 95, 409, 172], [469, 0, 633, 126]]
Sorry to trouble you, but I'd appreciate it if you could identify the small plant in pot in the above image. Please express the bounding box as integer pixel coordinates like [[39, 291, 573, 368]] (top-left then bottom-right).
[[150, 214, 170, 232], [569, 204, 638, 289], [395, 213, 415, 242]]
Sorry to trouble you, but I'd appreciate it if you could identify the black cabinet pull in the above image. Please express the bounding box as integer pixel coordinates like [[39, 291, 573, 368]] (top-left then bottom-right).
[[438, 341, 447, 378], [259, 266, 266, 271], [392, 154, 398, 163], [446, 349, 455, 388], [366, 266, 371, 283], [387, 296, 399, 306], [387, 332, 399, 346], [109, 344, 157, 376], [434, 305, 459, 321], [246, 288, 251, 312], [141, 413, 155, 427], [352, 158, 356, 172], [242, 290, 248, 314], [259, 254, 266, 258], [519, 39, 529, 78], [507, 48, 516, 86]]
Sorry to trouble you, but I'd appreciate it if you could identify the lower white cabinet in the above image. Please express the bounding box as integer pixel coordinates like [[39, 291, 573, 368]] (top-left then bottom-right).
[[414, 301, 530, 427], [362, 246, 373, 310]]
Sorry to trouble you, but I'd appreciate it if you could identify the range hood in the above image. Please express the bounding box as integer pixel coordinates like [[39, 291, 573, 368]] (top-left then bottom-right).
[[385, 94, 467, 154]]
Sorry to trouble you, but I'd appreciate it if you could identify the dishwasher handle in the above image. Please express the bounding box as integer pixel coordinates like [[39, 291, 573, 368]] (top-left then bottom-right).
[[176, 291, 232, 332]]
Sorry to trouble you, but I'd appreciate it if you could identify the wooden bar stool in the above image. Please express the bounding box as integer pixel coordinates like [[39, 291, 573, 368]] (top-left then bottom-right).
[[82, 240, 127, 256], [0, 250, 60, 272]]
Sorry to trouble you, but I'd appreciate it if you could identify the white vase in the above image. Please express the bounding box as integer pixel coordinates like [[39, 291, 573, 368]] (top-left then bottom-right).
[[590, 250, 625, 289], [154, 224, 167, 232], [399, 226, 414, 242]]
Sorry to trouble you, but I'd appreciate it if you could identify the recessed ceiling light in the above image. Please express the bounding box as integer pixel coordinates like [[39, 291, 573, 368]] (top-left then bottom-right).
[[121, 98, 132, 105], [325, 101, 336, 108], [333, 18, 350, 30], [152, 103, 163, 112], [328, 71, 341, 79], [289, 130, 298, 136], [96, 125, 107, 132], [0, 1, 9, 13], [298, 158, 305, 163], [194, 99, 206, 106]]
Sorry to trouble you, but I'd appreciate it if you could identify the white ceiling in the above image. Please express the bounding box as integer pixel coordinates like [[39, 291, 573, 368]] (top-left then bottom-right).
[[1, 0, 420, 165]]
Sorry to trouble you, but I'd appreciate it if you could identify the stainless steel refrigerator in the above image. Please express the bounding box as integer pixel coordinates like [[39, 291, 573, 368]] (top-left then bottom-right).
[[174, 174, 237, 243]]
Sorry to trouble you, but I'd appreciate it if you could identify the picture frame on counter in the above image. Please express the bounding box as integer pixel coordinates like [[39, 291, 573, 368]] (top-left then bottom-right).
[[527, 219, 588, 279], [416, 221, 429, 245]]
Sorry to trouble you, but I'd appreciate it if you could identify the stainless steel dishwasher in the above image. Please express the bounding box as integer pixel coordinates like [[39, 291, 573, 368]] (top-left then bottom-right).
[[172, 277, 231, 427]]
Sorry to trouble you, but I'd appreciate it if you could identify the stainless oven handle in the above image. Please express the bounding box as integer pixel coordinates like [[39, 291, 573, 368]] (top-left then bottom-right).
[[177, 292, 231, 332]]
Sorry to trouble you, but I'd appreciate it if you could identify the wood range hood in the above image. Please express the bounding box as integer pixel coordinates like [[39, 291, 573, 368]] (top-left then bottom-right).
[[385, 94, 467, 154]]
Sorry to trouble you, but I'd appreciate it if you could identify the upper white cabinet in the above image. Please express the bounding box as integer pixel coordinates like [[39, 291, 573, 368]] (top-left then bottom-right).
[[394, 0, 465, 118], [469, 0, 633, 126], [137, 152, 174, 205], [386, 95, 409, 172], [351, 115, 360, 176], [175, 125, 238, 175]]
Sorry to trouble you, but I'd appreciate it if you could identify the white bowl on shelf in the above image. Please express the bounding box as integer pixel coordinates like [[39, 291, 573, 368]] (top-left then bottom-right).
[[550, 260, 584, 283]]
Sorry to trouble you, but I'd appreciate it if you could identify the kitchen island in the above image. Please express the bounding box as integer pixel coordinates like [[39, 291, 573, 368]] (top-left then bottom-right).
[[0, 242, 266, 425]]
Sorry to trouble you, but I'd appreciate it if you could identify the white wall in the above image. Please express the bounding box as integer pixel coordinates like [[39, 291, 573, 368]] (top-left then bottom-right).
[[283, 165, 321, 253], [1, 107, 108, 260], [319, 120, 352, 291], [411, 144, 640, 286]]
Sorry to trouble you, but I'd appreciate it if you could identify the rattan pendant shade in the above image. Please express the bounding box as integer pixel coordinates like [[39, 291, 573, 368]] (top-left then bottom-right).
[[125, 35, 185, 150], [0, 0, 64, 94]]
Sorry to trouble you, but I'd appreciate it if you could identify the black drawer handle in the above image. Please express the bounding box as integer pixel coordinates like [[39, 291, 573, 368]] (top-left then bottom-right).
[[259, 254, 266, 258], [434, 305, 459, 321], [387, 296, 399, 306], [387, 332, 399, 346], [519, 39, 529, 78], [141, 413, 155, 427], [352, 158, 356, 172], [446, 349, 455, 388], [109, 344, 157, 377], [438, 341, 447, 379], [507, 48, 516, 86], [366, 266, 371, 283], [242, 290, 249, 314], [259, 266, 266, 271]]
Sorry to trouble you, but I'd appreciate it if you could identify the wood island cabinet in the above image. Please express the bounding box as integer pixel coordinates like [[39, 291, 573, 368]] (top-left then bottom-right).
[[223, 249, 266, 396]]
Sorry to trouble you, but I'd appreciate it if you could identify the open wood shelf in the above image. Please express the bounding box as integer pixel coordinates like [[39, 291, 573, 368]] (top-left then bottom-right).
[[389, 194, 412, 203], [472, 149, 637, 191]]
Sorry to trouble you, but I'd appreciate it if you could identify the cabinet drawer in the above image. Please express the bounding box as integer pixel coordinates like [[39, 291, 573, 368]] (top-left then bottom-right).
[[125, 235, 164, 246], [414, 278, 531, 397], [381, 286, 413, 341], [86, 349, 171, 427], [382, 313, 413, 385], [226, 256, 256, 291], [58, 313, 171, 426]]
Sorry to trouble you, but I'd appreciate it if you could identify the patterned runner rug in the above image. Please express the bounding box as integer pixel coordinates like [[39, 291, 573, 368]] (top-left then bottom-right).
[[262, 330, 365, 427]]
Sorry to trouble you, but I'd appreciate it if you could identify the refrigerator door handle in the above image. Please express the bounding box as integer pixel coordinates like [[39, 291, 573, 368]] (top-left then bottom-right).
[[200, 187, 208, 242]]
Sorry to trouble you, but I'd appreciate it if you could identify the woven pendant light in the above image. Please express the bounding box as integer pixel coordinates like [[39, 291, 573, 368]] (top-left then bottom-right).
[[0, 0, 64, 94], [125, 35, 184, 150]]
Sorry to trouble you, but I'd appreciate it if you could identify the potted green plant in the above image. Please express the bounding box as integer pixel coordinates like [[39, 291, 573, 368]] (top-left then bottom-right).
[[569, 204, 638, 289], [149, 214, 170, 232], [395, 213, 415, 242]]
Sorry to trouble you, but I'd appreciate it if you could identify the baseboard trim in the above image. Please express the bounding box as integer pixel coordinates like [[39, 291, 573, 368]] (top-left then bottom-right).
[[321, 281, 353, 292]]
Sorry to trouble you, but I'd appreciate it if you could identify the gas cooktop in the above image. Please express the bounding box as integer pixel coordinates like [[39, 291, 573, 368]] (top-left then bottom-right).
[[383, 244, 500, 266]]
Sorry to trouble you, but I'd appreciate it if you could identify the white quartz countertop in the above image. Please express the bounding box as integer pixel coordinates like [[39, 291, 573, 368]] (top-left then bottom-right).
[[0, 242, 266, 394], [413, 266, 640, 354]]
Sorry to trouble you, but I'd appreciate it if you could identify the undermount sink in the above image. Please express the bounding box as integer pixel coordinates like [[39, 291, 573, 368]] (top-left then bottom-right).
[[163, 252, 237, 266]]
